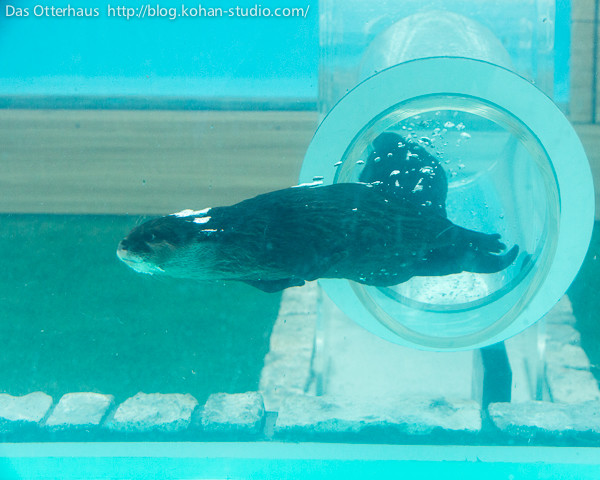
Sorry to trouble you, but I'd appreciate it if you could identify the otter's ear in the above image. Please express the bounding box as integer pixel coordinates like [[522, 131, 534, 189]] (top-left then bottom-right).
[[244, 278, 305, 293]]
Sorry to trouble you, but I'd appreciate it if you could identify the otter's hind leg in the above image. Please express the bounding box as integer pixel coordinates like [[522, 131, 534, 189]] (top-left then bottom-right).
[[465, 245, 519, 274], [458, 227, 520, 274]]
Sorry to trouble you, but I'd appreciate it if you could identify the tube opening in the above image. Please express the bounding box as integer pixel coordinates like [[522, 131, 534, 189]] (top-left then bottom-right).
[[331, 94, 560, 347]]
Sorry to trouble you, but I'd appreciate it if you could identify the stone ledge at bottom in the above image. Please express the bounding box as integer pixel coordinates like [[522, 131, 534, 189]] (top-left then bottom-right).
[[0, 392, 53, 434], [104, 392, 198, 433], [488, 401, 600, 442], [200, 392, 265, 435], [45, 392, 114, 432], [274, 394, 481, 440]]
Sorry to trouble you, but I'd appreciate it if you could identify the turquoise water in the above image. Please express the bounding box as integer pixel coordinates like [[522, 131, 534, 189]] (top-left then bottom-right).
[[0, 214, 280, 404], [1, 1, 599, 477], [1, 443, 600, 480]]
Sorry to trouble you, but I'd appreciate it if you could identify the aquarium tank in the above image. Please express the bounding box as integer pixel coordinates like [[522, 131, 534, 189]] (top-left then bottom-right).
[[1, 0, 600, 479]]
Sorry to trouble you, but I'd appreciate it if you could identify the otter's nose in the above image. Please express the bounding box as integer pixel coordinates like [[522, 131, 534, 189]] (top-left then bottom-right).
[[116, 243, 127, 260], [116, 239, 131, 261]]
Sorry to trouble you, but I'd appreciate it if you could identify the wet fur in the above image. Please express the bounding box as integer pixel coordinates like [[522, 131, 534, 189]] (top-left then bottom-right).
[[359, 132, 448, 216], [118, 183, 518, 292]]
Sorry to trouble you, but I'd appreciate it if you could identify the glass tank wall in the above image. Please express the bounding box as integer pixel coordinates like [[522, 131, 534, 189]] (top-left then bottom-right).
[[319, 0, 559, 115], [1, 0, 600, 479]]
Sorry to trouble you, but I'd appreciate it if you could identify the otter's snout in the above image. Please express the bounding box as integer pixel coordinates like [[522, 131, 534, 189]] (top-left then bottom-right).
[[116, 233, 166, 276], [116, 239, 143, 265]]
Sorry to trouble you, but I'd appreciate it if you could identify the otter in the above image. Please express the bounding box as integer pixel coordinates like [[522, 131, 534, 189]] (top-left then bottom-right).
[[360, 132, 448, 217], [117, 183, 518, 293]]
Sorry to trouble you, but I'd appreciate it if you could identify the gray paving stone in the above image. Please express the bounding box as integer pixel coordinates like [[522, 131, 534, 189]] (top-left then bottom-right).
[[489, 401, 600, 441], [269, 313, 316, 355], [276, 282, 320, 316], [546, 342, 593, 370], [546, 366, 600, 403], [202, 392, 265, 434], [260, 354, 313, 410], [544, 296, 576, 325], [45, 392, 114, 431], [275, 394, 481, 439], [0, 392, 53, 433], [105, 393, 198, 433], [545, 342, 600, 403], [544, 324, 581, 346], [260, 284, 318, 411]]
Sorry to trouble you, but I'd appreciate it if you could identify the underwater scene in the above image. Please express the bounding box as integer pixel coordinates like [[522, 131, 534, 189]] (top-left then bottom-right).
[[1, 0, 600, 478]]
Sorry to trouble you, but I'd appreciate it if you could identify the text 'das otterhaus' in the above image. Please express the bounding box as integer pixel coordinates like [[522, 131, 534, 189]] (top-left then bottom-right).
[[2, 4, 311, 20]]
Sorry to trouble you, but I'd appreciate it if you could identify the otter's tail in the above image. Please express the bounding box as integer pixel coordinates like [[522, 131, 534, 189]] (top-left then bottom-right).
[[459, 230, 519, 274]]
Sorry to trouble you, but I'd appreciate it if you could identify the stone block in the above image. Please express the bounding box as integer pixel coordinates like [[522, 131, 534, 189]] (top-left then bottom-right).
[[276, 282, 320, 316], [45, 392, 114, 432], [489, 401, 600, 442], [545, 342, 600, 403], [105, 392, 198, 433], [544, 324, 581, 346], [260, 284, 318, 411], [546, 343, 592, 369], [544, 297, 576, 325], [275, 394, 481, 440], [546, 366, 600, 404], [201, 392, 265, 434], [0, 392, 53, 433]]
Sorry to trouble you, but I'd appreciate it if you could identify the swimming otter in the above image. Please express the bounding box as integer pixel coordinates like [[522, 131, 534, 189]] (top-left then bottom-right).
[[117, 183, 518, 293]]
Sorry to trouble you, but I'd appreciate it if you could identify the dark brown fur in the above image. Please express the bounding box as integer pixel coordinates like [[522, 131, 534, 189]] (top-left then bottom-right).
[[117, 183, 518, 292]]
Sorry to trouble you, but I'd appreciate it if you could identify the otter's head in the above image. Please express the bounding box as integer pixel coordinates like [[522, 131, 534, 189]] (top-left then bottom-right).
[[117, 208, 214, 277]]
